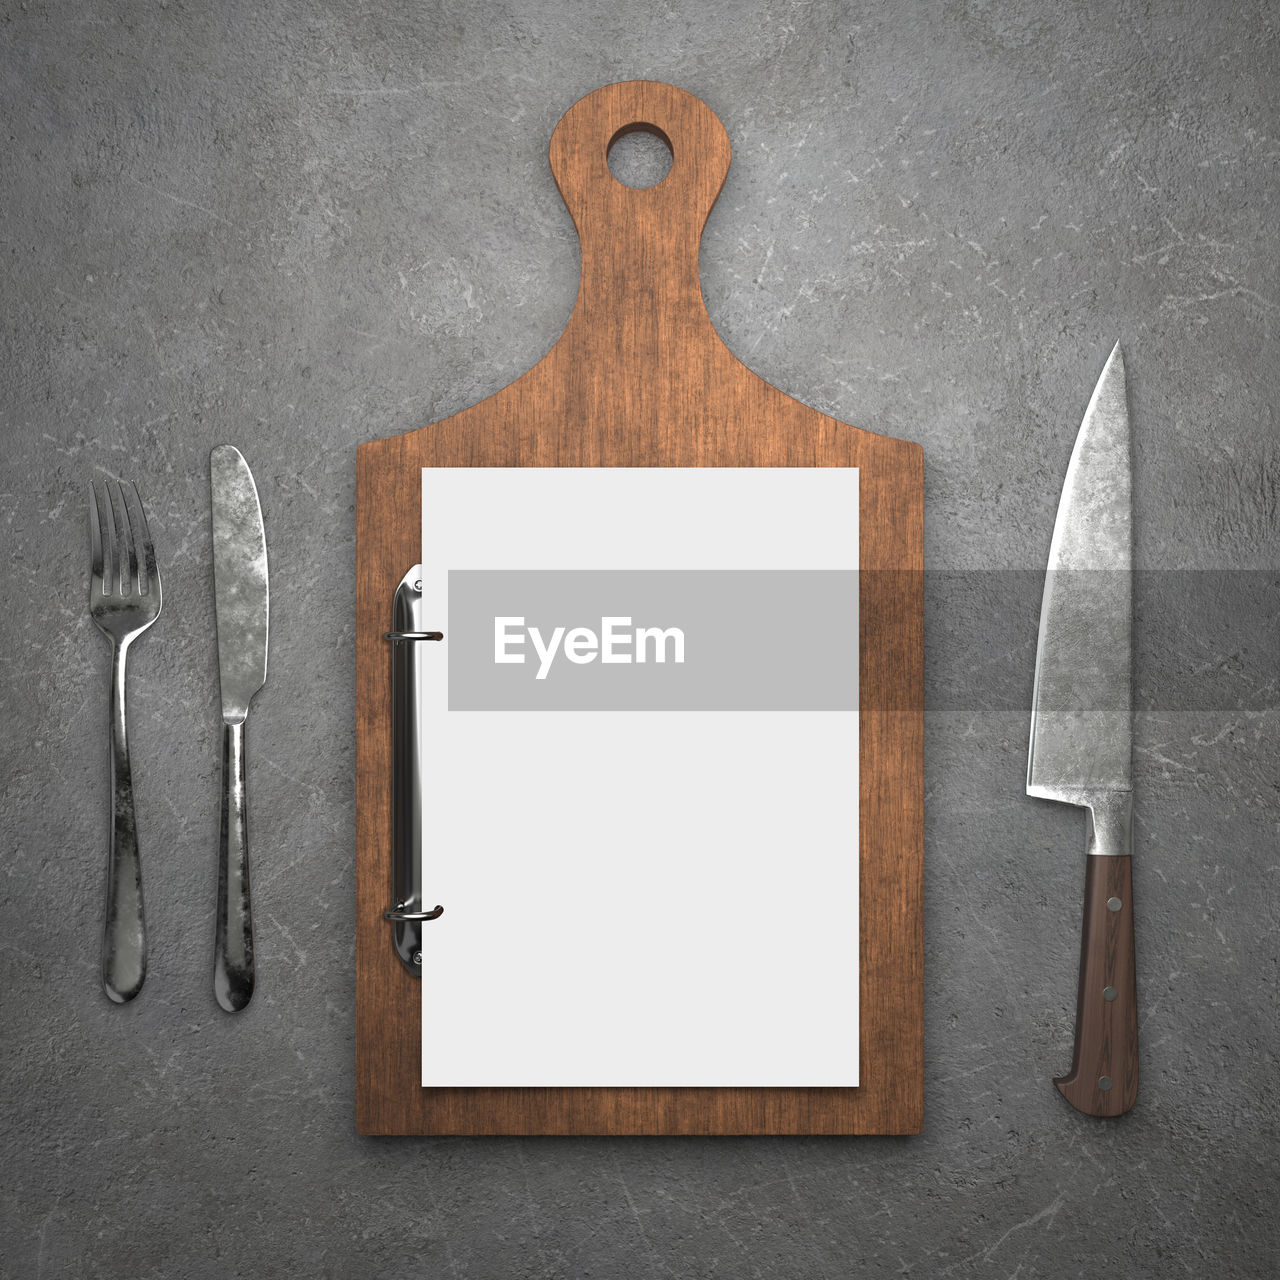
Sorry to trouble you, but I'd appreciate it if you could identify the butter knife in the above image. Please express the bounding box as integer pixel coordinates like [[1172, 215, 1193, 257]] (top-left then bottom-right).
[[210, 445, 269, 1013]]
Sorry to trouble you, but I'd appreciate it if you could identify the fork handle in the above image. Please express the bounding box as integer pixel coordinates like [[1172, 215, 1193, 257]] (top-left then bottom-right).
[[103, 639, 147, 1003], [214, 718, 255, 1012]]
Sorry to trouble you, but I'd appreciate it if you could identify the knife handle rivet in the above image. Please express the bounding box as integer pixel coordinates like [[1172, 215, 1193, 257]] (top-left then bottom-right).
[[1107, 896, 1123, 912], [1103, 986, 1118, 1002], [1098, 1076, 1113, 1092]]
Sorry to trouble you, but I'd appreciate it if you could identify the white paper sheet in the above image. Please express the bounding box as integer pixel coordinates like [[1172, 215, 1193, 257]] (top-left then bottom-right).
[[419, 468, 858, 1086]]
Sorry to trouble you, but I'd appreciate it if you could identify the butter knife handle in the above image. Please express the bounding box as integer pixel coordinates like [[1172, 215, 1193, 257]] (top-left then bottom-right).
[[214, 718, 255, 1012], [1054, 854, 1138, 1116]]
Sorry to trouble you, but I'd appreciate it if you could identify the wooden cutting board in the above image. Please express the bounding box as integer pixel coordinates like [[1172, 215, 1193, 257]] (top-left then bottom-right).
[[355, 80, 923, 1135]]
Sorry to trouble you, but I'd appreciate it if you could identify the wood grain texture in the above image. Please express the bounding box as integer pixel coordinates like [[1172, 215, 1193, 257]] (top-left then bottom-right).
[[1054, 855, 1139, 1117], [355, 81, 923, 1134]]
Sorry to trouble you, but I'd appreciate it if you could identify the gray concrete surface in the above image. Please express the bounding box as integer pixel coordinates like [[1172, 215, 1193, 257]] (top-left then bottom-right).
[[3, 1, 1277, 1276]]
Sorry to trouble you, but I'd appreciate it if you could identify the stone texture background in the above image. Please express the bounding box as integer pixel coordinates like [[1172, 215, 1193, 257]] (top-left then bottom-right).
[[2, 1, 1277, 1276]]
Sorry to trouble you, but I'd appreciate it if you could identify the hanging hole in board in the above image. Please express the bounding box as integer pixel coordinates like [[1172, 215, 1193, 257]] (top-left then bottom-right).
[[607, 123, 673, 189]]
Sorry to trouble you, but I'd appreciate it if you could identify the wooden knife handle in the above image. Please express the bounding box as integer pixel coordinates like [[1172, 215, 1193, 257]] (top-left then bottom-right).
[[1055, 854, 1138, 1116]]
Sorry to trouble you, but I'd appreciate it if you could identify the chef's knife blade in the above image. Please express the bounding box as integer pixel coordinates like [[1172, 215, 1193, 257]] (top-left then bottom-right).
[[210, 444, 268, 1013], [1027, 342, 1138, 1117]]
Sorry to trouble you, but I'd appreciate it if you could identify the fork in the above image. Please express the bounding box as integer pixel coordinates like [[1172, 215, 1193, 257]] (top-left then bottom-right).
[[88, 481, 162, 1003]]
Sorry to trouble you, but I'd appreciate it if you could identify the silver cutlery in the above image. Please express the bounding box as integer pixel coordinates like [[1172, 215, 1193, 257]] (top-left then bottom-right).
[[210, 445, 269, 1013], [88, 481, 162, 1003], [1027, 342, 1137, 1116]]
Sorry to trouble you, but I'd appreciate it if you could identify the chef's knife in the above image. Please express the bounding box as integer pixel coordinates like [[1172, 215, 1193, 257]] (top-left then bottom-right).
[[1027, 342, 1137, 1117], [210, 445, 269, 1013]]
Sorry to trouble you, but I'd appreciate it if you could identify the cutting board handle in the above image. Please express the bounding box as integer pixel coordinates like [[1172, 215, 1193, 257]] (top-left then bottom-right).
[[549, 81, 731, 342]]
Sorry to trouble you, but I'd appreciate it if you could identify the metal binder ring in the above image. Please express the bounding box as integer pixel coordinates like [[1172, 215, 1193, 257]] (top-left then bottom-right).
[[384, 630, 444, 642], [384, 903, 444, 922]]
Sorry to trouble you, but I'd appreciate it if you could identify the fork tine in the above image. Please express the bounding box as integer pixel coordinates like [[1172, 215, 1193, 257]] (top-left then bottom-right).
[[103, 482, 116, 596], [122, 482, 158, 599], [88, 483, 106, 592], [107, 481, 136, 597], [98, 481, 117, 597]]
